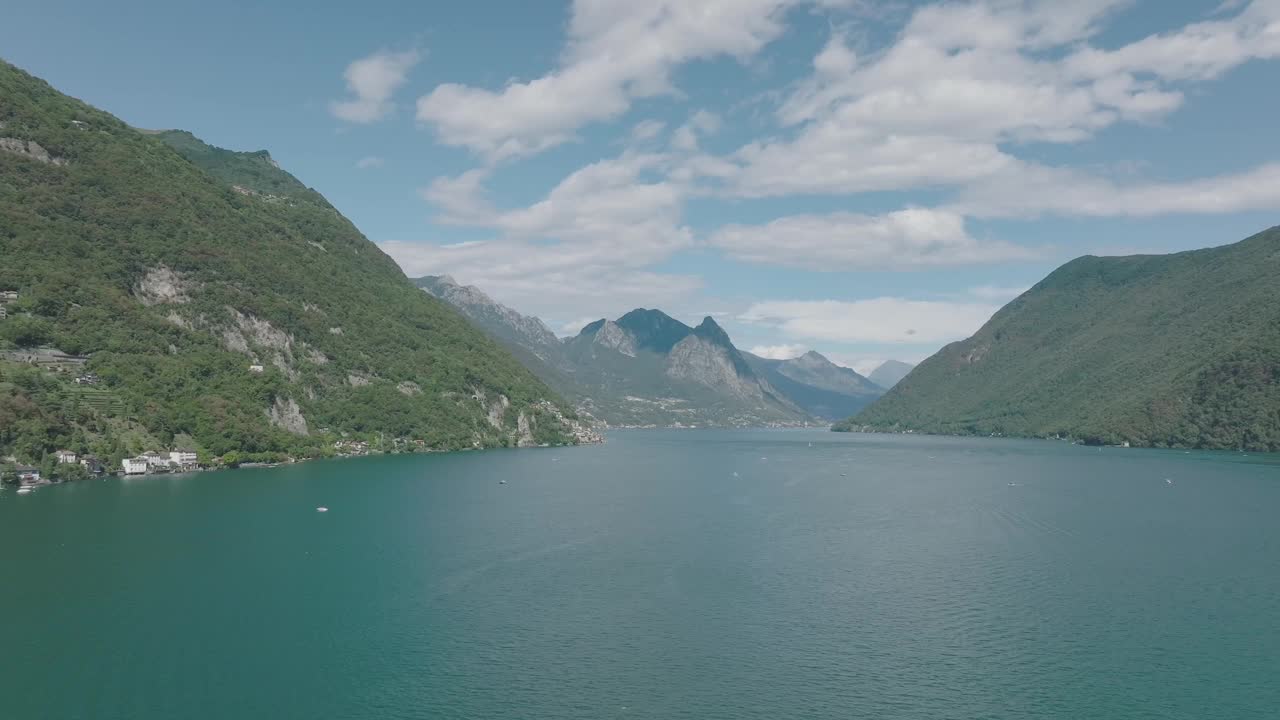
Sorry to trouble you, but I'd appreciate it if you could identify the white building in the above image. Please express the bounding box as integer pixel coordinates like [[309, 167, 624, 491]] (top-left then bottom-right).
[[121, 457, 148, 475], [248, 364, 265, 373], [141, 451, 167, 469], [55, 449, 78, 464], [169, 449, 198, 467]]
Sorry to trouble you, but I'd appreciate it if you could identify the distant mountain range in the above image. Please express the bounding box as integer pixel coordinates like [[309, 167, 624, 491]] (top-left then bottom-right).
[[867, 360, 914, 389], [839, 227, 1280, 451], [416, 275, 899, 427]]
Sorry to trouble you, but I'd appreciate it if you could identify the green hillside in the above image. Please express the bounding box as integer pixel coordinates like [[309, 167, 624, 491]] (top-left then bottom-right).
[[836, 227, 1280, 451], [0, 60, 581, 469]]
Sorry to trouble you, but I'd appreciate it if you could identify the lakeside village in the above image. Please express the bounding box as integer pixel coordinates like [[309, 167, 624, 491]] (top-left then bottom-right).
[[2, 291, 598, 493], [2, 435, 450, 494]]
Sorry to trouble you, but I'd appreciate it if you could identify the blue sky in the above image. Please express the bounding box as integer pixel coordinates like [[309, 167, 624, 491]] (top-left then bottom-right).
[[4, 0, 1279, 372]]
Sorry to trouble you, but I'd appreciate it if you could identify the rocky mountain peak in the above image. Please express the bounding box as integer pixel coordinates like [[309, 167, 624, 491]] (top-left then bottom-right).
[[616, 308, 692, 354], [692, 316, 735, 348], [414, 275, 559, 350]]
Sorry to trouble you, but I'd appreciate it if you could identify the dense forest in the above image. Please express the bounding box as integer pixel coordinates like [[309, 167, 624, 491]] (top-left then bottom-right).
[[837, 227, 1280, 451], [0, 60, 581, 472]]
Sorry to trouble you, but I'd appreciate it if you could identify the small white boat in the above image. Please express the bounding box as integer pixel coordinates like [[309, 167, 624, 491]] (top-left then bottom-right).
[[316, 506, 329, 512], [1165, 479, 1173, 485], [499, 479, 507, 484], [17, 486, 33, 494]]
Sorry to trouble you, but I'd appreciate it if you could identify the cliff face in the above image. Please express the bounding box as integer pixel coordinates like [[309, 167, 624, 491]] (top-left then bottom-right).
[[417, 275, 562, 359], [664, 318, 793, 410], [591, 320, 637, 357]]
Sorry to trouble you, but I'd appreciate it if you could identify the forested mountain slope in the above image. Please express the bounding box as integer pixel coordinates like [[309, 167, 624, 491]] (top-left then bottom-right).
[[0, 60, 583, 468], [838, 227, 1280, 451]]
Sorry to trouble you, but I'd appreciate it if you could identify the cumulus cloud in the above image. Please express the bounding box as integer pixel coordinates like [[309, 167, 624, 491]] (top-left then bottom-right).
[[631, 120, 667, 142], [387, 151, 700, 318], [559, 317, 602, 336], [967, 285, 1030, 302], [699, 0, 1280, 199], [671, 110, 723, 151], [955, 161, 1280, 218], [711, 209, 1038, 270], [381, 235, 703, 319], [739, 298, 1000, 344], [331, 50, 421, 123], [415, 1, 839, 161], [747, 344, 809, 359]]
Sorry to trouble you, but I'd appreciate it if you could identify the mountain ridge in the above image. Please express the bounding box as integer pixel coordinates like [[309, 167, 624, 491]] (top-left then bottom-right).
[[838, 227, 1280, 450], [410, 276, 884, 427], [868, 360, 915, 389], [0, 60, 589, 469]]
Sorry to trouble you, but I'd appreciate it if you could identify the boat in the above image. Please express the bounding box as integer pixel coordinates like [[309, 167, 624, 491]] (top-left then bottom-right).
[[499, 479, 507, 484], [17, 487, 33, 494], [316, 506, 329, 512]]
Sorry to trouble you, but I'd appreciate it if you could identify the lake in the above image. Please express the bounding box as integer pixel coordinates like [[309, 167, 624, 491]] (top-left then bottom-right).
[[2, 430, 1278, 719]]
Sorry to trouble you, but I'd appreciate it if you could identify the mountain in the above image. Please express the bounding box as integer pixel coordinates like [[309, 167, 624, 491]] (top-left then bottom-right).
[[409, 276, 887, 427], [868, 360, 915, 389], [837, 227, 1280, 451], [0, 60, 590, 470], [562, 311, 808, 426], [416, 275, 567, 369], [742, 351, 883, 421]]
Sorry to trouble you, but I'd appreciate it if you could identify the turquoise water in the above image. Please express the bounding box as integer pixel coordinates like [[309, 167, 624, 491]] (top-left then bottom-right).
[[2, 430, 1278, 719]]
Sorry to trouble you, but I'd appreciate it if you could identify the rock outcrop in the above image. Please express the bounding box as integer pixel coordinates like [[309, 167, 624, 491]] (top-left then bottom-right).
[[0, 137, 68, 166], [266, 397, 309, 436]]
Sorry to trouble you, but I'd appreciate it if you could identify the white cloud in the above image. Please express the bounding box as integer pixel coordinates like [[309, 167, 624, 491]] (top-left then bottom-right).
[[671, 110, 723, 151], [826, 355, 924, 376], [330, 50, 421, 123], [967, 285, 1030, 301], [381, 235, 703, 319], [747, 343, 809, 359], [388, 151, 701, 318], [420, 152, 693, 264], [630, 120, 667, 142], [415, 1, 836, 161], [421, 168, 493, 221], [710, 208, 1037, 270], [699, 0, 1280, 199], [739, 297, 1000, 344], [1064, 1, 1280, 83], [559, 317, 601, 337], [355, 156, 384, 169], [957, 161, 1280, 218]]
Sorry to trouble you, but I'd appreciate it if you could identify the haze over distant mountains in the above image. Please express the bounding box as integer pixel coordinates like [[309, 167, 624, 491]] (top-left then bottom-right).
[[417, 275, 898, 427], [839, 227, 1280, 452], [868, 360, 915, 389]]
